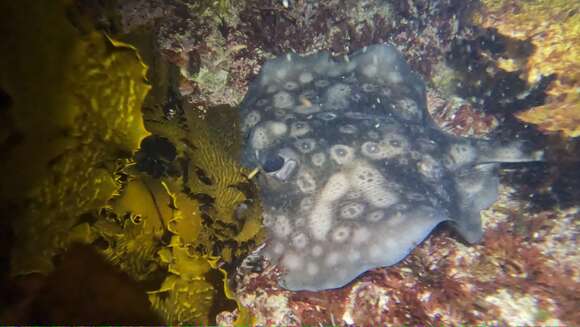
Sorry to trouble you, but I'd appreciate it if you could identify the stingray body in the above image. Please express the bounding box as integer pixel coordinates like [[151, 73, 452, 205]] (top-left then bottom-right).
[[239, 45, 540, 291]]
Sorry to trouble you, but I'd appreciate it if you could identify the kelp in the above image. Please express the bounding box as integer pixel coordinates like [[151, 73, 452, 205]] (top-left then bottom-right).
[[0, 0, 150, 275], [132, 100, 264, 324], [0, 0, 259, 324], [140, 63, 266, 269], [97, 174, 254, 324], [89, 0, 264, 322]]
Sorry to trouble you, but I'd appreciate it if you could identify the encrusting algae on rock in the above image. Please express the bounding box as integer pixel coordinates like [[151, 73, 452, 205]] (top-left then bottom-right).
[[475, 0, 580, 137]]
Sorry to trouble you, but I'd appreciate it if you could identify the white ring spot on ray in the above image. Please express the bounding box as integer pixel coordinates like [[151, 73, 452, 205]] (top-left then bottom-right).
[[284, 81, 299, 91], [367, 210, 385, 222], [367, 130, 380, 140], [315, 79, 330, 88], [325, 252, 340, 267], [332, 225, 351, 243], [447, 142, 477, 169], [311, 245, 323, 257], [294, 138, 317, 154], [339, 202, 365, 220], [282, 252, 302, 270], [292, 232, 309, 249], [256, 98, 268, 106], [242, 111, 261, 131], [296, 170, 317, 194], [317, 112, 337, 120], [273, 91, 294, 109], [339, 124, 358, 134], [272, 215, 292, 238], [266, 85, 278, 94], [396, 98, 421, 121], [275, 67, 289, 80], [311, 152, 326, 167], [361, 141, 380, 157], [290, 121, 311, 137], [361, 133, 409, 160], [330, 144, 355, 165], [299, 72, 314, 84], [361, 83, 378, 93]]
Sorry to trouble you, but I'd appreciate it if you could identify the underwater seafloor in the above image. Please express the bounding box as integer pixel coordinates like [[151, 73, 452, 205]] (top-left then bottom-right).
[[0, 0, 578, 325]]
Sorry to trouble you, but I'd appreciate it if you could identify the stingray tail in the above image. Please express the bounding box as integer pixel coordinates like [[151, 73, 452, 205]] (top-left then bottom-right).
[[474, 139, 544, 165]]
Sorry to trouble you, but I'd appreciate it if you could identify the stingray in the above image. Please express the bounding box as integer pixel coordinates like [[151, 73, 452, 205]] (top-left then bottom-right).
[[238, 44, 542, 291]]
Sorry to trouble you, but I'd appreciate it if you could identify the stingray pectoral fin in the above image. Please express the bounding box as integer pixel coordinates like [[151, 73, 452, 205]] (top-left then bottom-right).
[[278, 206, 450, 292], [453, 163, 500, 243], [448, 138, 542, 243], [451, 210, 484, 243]]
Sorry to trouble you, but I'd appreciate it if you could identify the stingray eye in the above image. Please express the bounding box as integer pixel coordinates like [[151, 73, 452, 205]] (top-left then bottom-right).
[[262, 152, 297, 182], [262, 154, 285, 173]]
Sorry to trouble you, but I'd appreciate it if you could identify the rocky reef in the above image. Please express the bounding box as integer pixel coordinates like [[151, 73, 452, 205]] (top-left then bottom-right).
[[1, 0, 578, 325]]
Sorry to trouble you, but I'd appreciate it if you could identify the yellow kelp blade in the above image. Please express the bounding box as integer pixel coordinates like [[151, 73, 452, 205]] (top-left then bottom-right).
[[0, 0, 150, 275]]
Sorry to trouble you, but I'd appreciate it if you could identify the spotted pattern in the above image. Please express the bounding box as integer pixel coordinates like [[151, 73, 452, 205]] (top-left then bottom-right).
[[240, 44, 540, 292]]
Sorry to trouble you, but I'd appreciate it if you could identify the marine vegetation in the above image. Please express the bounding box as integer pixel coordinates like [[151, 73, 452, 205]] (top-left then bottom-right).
[[0, 0, 259, 324], [0, 0, 150, 276], [1, 0, 578, 325]]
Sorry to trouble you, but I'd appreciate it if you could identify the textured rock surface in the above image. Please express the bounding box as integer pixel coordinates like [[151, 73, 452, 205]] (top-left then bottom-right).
[[6, 0, 573, 325], [110, 0, 577, 324], [474, 0, 580, 137]]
